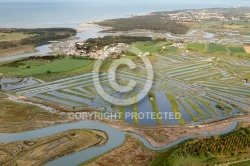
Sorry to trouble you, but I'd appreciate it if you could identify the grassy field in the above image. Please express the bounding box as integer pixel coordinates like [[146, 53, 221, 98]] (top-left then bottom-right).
[[204, 96, 233, 115], [222, 21, 249, 29], [177, 99, 198, 122], [190, 20, 250, 35], [233, 52, 250, 59], [0, 93, 61, 132], [164, 46, 182, 54], [0, 32, 34, 42], [119, 106, 125, 120], [132, 94, 139, 124], [0, 66, 23, 73], [222, 22, 250, 35], [206, 43, 228, 53], [149, 92, 162, 124], [186, 43, 206, 52], [1, 54, 147, 110], [127, 47, 142, 54], [222, 21, 250, 32], [20, 60, 47, 67], [195, 97, 219, 116], [0, 96, 52, 122], [186, 99, 206, 117], [8, 58, 92, 76], [0, 60, 47, 73], [230, 160, 250, 166], [20, 56, 135, 82], [133, 41, 172, 53], [166, 94, 184, 125], [227, 46, 246, 53], [186, 43, 245, 53], [24, 60, 96, 82], [1, 129, 106, 165], [222, 21, 250, 26]]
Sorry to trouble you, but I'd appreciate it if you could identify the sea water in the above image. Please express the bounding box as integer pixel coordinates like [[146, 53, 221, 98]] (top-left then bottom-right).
[[0, 0, 249, 28]]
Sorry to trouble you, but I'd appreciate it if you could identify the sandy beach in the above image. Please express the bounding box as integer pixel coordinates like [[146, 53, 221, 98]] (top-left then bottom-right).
[[75, 27, 93, 33], [78, 22, 112, 30], [75, 22, 103, 33], [78, 22, 100, 27]]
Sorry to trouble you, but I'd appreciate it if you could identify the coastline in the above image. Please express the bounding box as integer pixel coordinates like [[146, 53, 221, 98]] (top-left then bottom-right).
[[77, 22, 112, 31], [0, 22, 107, 61], [0, 8, 195, 60], [0, 3, 250, 166], [75, 27, 93, 33]]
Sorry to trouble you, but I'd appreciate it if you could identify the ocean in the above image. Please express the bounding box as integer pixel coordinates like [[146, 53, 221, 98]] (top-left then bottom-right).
[[0, 0, 249, 28]]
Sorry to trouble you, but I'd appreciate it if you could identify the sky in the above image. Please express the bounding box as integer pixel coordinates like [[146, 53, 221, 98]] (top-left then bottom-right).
[[0, 0, 249, 3]]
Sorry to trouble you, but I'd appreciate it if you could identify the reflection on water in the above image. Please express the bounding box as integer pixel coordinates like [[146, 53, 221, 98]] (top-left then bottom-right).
[[0, 43, 52, 62], [155, 92, 179, 125], [0, 120, 242, 165]]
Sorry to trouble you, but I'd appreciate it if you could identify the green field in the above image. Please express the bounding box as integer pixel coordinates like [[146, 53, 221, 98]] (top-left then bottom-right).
[[186, 42, 249, 54], [230, 160, 250, 166], [119, 106, 125, 120], [132, 94, 139, 124], [149, 92, 162, 124], [0, 66, 23, 73], [177, 99, 198, 122], [186, 43, 206, 52], [3, 57, 133, 82], [227, 46, 246, 53], [186, 99, 206, 117], [8, 58, 92, 76], [166, 94, 184, 125], [133, 41, 172, 53], [222, 21, 250, 26], [206, 43, 228, 53], [0, 60, 46, 73], [127, 47, 142, 54], [20, 61, 46, 67], [195, 97, 219, 116], [0, 32, 34, 42], [28, 60, 95, 82], [165, 46, 182, 54]]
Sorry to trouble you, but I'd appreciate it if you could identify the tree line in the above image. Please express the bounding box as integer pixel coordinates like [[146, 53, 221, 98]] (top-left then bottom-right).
[[78, 35, 152, 53], [96, 14, 189, 34], [181, 128, 250, 156], [0, 28, 77, 50]]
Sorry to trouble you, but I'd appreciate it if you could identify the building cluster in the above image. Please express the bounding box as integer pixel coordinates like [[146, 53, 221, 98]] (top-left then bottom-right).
[[171, 43, 186, 48], [74, 43, 128, 60], [138, 52, 150, 57], [167, 10, 240, 22]]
